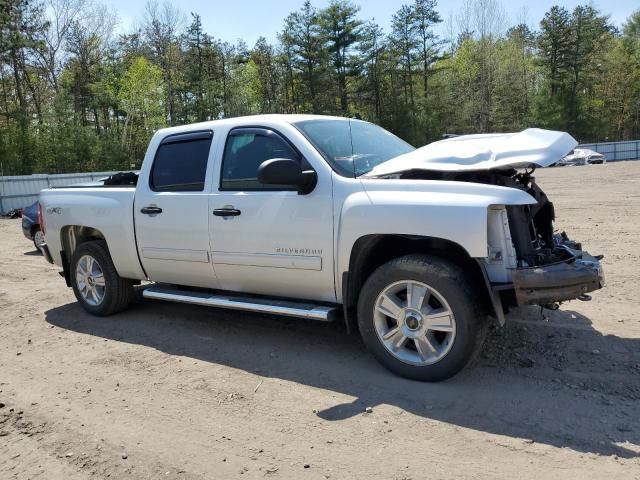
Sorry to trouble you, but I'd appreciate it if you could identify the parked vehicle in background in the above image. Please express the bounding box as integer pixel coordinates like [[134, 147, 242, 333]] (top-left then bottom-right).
[[557, 148, 606, 166], [21, 202, 45, 252], [38, 115, 605, 381], [2, 208, 22, 219]]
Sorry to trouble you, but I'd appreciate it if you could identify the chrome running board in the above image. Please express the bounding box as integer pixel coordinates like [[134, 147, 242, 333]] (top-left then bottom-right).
[[143, 286, 337, 322]]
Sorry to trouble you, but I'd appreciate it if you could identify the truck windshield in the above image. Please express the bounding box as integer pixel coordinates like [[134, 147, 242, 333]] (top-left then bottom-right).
[[293, 119, 415, 177]]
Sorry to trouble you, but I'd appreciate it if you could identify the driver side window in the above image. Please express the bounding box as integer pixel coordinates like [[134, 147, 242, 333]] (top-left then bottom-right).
[[220, 128, 300, 191]]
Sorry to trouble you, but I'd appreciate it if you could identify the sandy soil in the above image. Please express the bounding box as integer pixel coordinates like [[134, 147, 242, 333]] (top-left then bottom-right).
[[1, 161, 639, 479]]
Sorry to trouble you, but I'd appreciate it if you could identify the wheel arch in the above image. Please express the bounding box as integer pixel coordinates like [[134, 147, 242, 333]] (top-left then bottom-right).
[[59, 225, 108, 287], [341, 234, 496, 332]]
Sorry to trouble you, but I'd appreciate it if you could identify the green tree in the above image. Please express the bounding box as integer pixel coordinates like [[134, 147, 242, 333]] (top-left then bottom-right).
[[492, 24, 535, 130], [181, 13, 225, 122], [184, 13, 207, 121], [281, 1, 327, 112], [0, 0, 48, 174], [623, 10, 640, 53], [390, 4, 419, 142], [536, 4, 612, 137], [118, 56, 166, 162], [537, 6, 571, 97], [2, 0, 640, 179], [64, 10, 115, 130], [143, 0, 184, 125], [412, 0, 443, 100], [357, 20, 385, 120], [250, 37, 282, 113], [436, 37, 481, 134], [319, 0, 362, 113], [565, 5, 612, 136]]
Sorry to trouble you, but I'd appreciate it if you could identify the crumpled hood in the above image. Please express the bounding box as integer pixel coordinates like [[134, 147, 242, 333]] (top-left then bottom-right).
[[365, 128, 577, 176]]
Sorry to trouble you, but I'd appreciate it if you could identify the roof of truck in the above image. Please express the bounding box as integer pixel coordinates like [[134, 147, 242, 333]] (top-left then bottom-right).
[[154, 114, 359, 137]]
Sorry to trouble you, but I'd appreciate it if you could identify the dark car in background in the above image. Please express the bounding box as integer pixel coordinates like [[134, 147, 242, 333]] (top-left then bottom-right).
[[21, 202, 45, 252]]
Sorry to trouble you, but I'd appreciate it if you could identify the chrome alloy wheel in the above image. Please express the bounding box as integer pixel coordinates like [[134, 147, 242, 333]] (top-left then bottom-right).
[[75, 254, 106, 306], [373, 280, 457, 366], [34, 230, 46, 249]]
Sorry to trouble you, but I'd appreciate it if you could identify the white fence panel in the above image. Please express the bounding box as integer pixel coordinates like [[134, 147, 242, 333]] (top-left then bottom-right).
[[0, 171, 116, 213]]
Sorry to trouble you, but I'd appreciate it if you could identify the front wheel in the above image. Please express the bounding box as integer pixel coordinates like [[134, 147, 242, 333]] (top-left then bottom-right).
[[357, 254, 487, 382], [70, 240, 133, 316]]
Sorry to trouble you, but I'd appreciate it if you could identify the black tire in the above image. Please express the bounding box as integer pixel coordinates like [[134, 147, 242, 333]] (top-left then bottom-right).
[[70, 240, 134, 316], [357, 254, 487, 382], [32, 227, 45, 252]]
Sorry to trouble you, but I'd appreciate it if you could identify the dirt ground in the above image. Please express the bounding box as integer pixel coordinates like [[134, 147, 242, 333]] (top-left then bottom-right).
[[1, 161, 639, 480]]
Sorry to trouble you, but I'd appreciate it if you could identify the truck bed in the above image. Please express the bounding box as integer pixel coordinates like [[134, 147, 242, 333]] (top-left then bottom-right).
[[38, 185, 145, 280]]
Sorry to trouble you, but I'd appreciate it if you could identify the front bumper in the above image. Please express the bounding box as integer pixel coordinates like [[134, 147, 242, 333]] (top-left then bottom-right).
[[511, 251, 604, 305]]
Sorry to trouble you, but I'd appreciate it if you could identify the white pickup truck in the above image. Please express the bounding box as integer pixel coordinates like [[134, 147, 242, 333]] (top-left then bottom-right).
[[38, 115, 604, 381]]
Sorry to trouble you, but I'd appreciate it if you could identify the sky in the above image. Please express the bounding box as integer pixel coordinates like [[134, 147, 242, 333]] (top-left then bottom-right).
[[107, 0, 638, 45]]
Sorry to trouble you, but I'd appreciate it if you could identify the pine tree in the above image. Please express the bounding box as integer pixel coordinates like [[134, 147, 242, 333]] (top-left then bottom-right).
[[320, 0, 363, 114]]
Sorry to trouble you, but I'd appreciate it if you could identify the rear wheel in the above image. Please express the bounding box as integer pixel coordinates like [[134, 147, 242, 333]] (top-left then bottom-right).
[[357, 254, 487, 381], [33, 228, 45, 252], [70, 240, 133, 316]]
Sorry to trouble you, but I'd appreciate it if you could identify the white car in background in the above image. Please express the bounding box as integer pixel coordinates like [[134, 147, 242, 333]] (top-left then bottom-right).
[[557, 148, 606, 166]]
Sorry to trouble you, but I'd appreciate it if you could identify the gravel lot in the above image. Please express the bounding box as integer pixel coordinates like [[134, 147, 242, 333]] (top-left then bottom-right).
[[1, 161, 639, 479]]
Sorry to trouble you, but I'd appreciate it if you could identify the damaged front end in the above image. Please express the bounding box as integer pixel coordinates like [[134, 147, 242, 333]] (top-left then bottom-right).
[[499, 170, 604, 308], [365, 127, 604, 318], [511, 249, 603, 306], [393, 167, 605, 314]]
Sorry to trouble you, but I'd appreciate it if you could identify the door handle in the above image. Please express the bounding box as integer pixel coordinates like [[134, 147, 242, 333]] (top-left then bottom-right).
[[213, 208, 241, 217], [140, 206, 163, 215]]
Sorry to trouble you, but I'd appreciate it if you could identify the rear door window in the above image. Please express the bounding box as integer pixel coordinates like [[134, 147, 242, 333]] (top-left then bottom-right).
[[151, 131, 213, 192]]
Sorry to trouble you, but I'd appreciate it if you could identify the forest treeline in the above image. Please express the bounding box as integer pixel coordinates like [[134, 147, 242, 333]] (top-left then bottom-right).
[[1, 0, 639, 174]]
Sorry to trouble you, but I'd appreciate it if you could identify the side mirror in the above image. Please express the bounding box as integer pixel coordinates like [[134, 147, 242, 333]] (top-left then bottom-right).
[[257, 158, 317, 194]]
